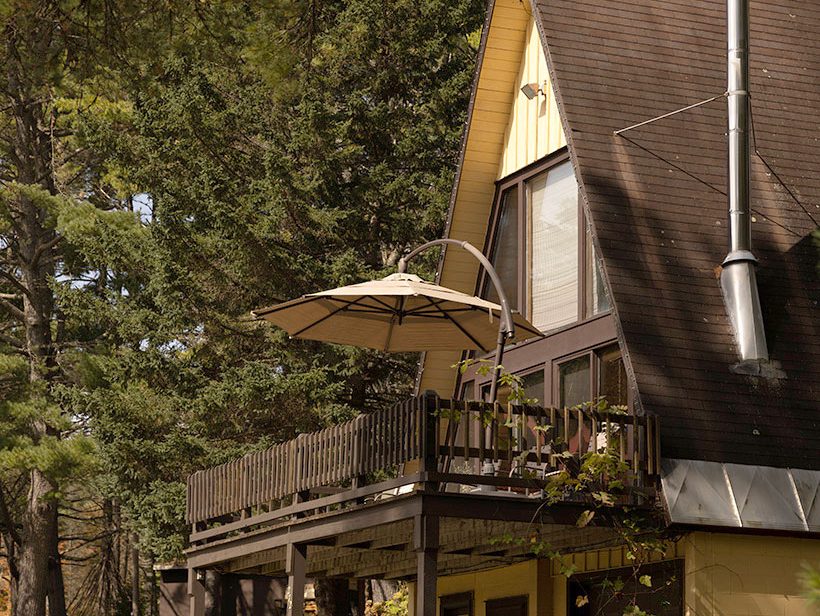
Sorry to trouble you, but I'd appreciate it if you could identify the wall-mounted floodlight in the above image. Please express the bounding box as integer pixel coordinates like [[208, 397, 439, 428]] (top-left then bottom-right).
[[520, 82, 545, 100]]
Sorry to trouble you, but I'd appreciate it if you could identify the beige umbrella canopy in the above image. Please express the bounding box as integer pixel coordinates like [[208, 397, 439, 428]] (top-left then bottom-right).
[[252, 273, 541, 353]]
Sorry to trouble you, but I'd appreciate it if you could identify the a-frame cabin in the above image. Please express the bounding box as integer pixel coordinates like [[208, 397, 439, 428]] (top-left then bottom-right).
[[183, 1, 820, 614]]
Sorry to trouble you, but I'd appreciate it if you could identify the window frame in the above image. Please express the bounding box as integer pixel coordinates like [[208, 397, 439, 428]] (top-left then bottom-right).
[[567, 560, 684, 616], [480, 148, 604, 330], [485, 595, 528, 616], [553, 343, 631, 410], [478, 364, 546, 405], [440, 592, 474, 616]]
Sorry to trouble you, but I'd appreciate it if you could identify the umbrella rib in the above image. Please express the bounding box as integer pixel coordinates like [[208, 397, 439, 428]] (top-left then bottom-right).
[[427, 300, 491, 353], [403, 296, 448, 315], [290, 296, 371, 337], [323, 296, 393, 313], [368, 295, 403, 313]]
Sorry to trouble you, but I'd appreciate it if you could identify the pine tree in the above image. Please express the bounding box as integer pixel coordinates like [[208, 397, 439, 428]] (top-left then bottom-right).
[[0, 1, 483, 613]]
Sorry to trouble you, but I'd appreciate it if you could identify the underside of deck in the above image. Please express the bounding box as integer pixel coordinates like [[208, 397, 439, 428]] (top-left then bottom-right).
[[187, 489, 620, 579]]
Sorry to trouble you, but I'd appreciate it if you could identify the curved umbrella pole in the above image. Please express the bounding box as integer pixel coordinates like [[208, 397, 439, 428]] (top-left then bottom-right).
[[398, 238, 515, 404]]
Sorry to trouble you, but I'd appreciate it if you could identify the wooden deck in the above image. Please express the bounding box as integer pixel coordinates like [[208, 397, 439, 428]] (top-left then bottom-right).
[[185, 394, 660, 615]]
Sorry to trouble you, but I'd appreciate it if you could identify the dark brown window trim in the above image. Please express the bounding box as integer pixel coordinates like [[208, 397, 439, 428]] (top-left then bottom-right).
[[479, 147, 609, 329], [465, 312, 618, 406], [485, 595, 528, 616], [454, 149, 616, 403], [440, 592, 474, 616]]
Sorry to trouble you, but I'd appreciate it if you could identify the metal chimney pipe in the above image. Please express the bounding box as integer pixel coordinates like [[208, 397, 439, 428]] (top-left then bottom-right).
[[720, 0, 769, 362]]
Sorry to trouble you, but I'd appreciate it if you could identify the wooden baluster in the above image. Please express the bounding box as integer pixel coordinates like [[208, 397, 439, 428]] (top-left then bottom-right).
[[636, 417, 645, 487], [591, 416, 598, 454], [492, 402, 500, 462], [576, 408, 584, 455], [548, 408, 559, 470], [506, 403, 513, 463], [478, 403, 485, 464], [370, 413, 377, 474], [335, 424, 342, 485], [326, 426, 333, 485], [461, 400, 470, 462], [312, 432, 319, 487], [325, 426, 331, 486], [654, 415, 661, 476], [273, 444, 280, 501], [390, 405, 397, 468]]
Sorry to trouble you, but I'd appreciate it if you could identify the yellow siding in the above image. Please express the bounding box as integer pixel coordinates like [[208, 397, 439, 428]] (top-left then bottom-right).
[[425, 539, 816, 616], [418, 3, 566, 396], [498, 19, 565, 179], [437, 561, 543, 616], [683, 532, 820, 616]]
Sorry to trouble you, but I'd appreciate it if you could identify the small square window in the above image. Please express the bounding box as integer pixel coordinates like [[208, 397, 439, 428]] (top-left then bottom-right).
[[556, 346, 628, 410], [559, 355, 591, 408]]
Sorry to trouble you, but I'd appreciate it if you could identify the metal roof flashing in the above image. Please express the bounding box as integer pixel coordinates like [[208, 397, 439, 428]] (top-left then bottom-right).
[[661, 458, 820, 534]]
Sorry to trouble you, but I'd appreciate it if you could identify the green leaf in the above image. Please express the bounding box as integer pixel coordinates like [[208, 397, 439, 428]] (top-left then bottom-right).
[[575, 595, 589, 608], [639, 575, 652, 588], [576, 510, 595, 528]]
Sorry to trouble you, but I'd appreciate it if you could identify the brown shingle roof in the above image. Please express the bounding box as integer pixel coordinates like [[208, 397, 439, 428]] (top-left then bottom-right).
[[533, 0, 820, 468]]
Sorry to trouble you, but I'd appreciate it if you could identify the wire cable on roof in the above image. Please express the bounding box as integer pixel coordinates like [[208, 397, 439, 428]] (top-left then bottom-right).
[[613, 93, 727, 135], [616, 132, 802, 239], [614, 93, 806, 238], [749, 100, 819, 228]]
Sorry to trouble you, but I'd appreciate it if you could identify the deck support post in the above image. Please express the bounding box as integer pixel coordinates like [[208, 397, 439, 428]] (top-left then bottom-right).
[[187, 568, 197, 616], [413, 514, 439, 616], [421, 392, 440, 491], [286, 543, 307, 616]]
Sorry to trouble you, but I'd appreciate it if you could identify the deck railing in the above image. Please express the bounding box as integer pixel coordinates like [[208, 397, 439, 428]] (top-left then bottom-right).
[[186, 394, 660, 537], [186, 397, 423, 524]]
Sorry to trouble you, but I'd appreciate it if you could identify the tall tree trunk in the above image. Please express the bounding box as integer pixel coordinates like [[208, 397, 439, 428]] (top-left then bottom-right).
[[202, 570, 222, 616], [5, 12, 65, 614], [47, 502, 67, 616], [15, 470, 55, 616], [149, 554, 158, 616], [131, 534, 140, 616], [101, 500, 115, 615]]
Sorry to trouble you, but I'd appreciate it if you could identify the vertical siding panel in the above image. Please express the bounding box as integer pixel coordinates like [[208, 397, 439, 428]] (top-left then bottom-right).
[[498, 14, 566, 180]]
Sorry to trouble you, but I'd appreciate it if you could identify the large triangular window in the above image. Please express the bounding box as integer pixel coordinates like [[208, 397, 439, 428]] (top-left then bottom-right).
[[483, 150, 609, 333]]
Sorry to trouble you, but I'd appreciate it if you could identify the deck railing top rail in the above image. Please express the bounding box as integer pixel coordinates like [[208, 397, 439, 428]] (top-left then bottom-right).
[[186, 395, 660, 537]]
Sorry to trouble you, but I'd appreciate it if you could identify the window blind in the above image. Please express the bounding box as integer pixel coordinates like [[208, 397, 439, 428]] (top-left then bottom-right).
[[529, 161, 578, 331]]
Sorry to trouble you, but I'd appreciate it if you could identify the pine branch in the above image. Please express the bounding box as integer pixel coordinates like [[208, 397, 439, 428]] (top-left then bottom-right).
[[0, 482, 21, 548], [0, 298, 24, 322], [31, 234, 63, 266], [0, 268, 31, 298], [0, 332, 24, 349]]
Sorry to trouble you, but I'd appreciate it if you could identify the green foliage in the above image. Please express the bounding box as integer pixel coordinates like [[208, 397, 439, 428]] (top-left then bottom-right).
[[454, 358, 539, 405], [0, 0, 485, 610], [801, 564, 820, 606], [369, 584, 409, 616]]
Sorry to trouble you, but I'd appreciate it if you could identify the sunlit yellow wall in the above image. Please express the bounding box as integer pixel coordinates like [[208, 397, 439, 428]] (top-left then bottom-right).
[[498, 18, 565, 179], [413, 543, 687, 616], [418, 3, 567, 397], [684, 532, 820, 616], [436, 561, 544, 616]]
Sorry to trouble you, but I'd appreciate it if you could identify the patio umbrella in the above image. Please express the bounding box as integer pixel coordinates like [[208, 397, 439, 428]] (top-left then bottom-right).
[[252, 272, 541, 353]]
